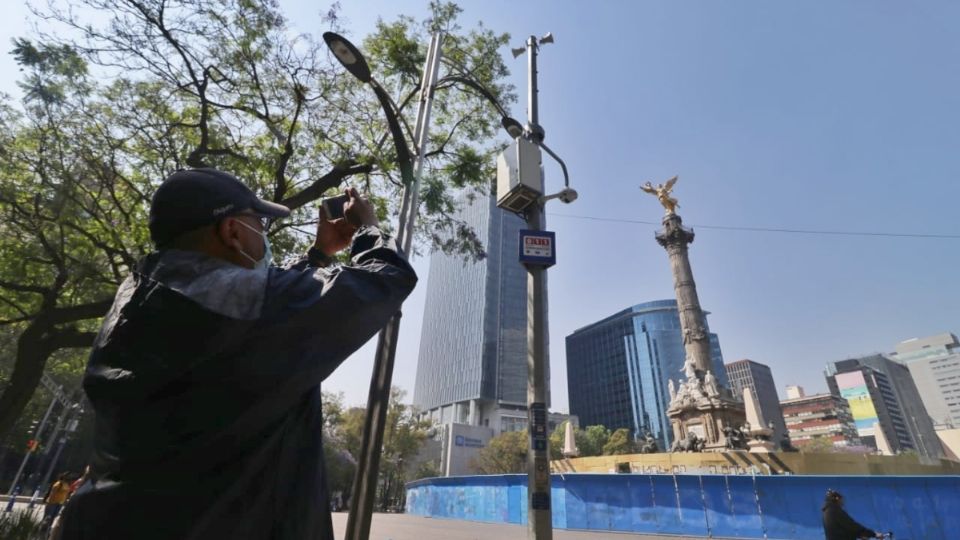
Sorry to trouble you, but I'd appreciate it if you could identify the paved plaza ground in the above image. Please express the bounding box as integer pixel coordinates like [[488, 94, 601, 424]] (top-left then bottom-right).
[[3, 502, 698, 538], [331, 512, 694, 540]]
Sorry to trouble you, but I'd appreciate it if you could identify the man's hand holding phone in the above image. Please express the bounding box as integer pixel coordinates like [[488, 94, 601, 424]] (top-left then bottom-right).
[[315, 188, 379, 257]]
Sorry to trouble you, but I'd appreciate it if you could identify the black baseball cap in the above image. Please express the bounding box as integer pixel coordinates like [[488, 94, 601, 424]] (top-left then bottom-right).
[[149, 168, 290, 247]]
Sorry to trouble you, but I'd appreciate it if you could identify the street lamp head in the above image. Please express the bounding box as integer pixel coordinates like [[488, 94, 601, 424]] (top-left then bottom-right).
[[501, 116, 524, 139], [322, 32, 372, 83], [527, 123, 545, 143]]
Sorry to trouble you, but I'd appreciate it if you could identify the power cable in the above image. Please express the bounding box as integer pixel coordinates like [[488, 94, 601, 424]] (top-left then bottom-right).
[[547, 213, 960, 240]]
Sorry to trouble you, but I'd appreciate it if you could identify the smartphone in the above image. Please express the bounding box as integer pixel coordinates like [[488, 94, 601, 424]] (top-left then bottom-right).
[[320, 194, 350, 220]]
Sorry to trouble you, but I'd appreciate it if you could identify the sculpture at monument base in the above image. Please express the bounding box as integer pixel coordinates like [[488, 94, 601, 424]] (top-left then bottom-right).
[[670, 430, 706, 453], [779, 431, 799, 452], [639, 430, 660, 454], [722, 424, 749, 451]]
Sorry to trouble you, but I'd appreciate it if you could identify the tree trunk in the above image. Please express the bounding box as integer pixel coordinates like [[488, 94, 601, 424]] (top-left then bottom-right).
[[0, 320, 98, 441]]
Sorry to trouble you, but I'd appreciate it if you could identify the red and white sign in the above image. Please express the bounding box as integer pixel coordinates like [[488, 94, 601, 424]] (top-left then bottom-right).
[[519, 230, 556, 267], [523, 235, 553, 258]]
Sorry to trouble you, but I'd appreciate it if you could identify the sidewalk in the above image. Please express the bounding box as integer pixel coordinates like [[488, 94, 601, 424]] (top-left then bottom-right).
[[331, 513, 697, 540], [2, 505, 702, 538]]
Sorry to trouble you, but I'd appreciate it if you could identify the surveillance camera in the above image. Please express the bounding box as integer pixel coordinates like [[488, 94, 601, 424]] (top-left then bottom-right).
[[538, 187, 579, 205]]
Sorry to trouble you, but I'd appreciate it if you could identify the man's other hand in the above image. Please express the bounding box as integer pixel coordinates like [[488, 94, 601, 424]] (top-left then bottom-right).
[[343, 187, 379, 228], [314, 188, 379, 257]]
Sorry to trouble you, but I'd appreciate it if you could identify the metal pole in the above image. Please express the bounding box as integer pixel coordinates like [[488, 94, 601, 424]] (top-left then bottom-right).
[[6, 393, 58, 496], [345, 33, 442, 540], [402, 33, 444, 254], [397, 32, 443, 252], [28, 396, 72, 509], [523, 34, 552, 540], [396, 32, 442, 252], [527, 35, 539, 130], [35, 404, 79, 504]]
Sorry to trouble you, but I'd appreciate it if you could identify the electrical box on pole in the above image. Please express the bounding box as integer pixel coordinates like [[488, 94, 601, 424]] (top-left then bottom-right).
[[496, 137, 543, 214]]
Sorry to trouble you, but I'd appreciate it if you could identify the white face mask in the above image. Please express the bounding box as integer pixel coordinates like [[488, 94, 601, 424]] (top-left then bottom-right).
[[236, 219, 273, 270]]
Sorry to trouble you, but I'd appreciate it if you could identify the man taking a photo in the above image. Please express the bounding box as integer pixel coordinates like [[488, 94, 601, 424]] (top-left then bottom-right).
[[60, 168, 417, 539]]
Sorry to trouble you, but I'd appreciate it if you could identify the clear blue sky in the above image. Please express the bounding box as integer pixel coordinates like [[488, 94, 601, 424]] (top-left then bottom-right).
[[3, 1, 959, 412]]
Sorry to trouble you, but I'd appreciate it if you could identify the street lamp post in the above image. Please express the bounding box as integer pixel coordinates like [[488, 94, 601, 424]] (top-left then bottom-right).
[[496, 32, 573, 540], [5, 389, 58, 500], [324, 29, 565, 540], [323, 31, 441, 540], [519, 34, 552, 540]]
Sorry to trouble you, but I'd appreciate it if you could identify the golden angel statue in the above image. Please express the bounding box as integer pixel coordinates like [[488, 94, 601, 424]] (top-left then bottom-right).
[[640, 175, 679, 215]]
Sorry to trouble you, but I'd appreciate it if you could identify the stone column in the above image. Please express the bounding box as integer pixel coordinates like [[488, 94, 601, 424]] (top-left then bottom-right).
[[655, 214, 712, 372]]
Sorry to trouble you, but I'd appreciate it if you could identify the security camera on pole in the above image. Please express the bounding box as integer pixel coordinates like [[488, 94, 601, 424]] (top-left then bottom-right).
[[496, 32, 575, 540]]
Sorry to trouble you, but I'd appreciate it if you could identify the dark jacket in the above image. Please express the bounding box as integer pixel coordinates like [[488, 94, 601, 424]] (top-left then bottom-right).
[[60, 226, 416, 540], [823, 500, 877, 540]]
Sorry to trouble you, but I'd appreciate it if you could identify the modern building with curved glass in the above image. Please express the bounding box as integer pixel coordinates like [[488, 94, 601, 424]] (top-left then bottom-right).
[[565, 299, 728, 448]]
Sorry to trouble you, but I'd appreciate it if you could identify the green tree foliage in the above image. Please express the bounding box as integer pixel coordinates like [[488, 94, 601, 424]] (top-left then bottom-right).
[[0, 509, 44, 540], [322, 388, 431, 511], [602, 428, 637, 456], [0, 0, 514, 440], [411, 459, 441, 481], [472, 430, 528, 474], [577, 425, 612, 457], [549, 423, 564, 459], [543, 424, 614, 459], [799, 436, 838, 454]]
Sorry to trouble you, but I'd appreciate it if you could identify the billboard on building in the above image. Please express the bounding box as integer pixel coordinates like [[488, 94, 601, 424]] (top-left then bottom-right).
[[835, 371, 879, 437]]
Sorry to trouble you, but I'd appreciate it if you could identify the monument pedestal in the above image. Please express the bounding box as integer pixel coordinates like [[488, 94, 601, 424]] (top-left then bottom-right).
[[746, 427, 776, 453], [747, 439, 776, 453], [667, 391, 746, 452]]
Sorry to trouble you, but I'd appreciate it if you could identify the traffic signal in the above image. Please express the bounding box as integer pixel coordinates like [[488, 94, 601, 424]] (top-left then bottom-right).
[[26, 439, 38, 452]]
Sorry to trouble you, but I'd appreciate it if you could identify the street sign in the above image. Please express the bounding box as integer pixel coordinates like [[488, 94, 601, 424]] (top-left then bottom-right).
[[519, 230, 556, 267], [531, 491, 551, 510]]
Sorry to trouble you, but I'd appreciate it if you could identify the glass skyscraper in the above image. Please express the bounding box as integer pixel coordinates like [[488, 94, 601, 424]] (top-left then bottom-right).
[[565, 299, 728, 448], [413, 192, 542, 425]]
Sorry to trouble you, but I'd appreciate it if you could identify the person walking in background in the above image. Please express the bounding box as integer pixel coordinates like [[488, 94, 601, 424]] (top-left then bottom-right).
[[822, 489, 883, 539], [68, 466, 91, 497], [43, 473, 72, 525]]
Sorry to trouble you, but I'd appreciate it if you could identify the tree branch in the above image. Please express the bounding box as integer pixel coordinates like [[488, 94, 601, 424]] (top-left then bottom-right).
[[47, 299, 114, 325], [45, 328, 99, 350], [0, 279, 49, 295], [279, 162, 373, 211]]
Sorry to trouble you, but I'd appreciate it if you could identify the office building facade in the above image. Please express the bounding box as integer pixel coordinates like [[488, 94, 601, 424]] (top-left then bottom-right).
[[725, 359, 787, 443], [565, 299, 728, 449], [891, 333, 960, 429], [780, 392, 860, 447], [785, 385, 805, 400], [827, 355, 942, 459], [413, 192, 542, 427]]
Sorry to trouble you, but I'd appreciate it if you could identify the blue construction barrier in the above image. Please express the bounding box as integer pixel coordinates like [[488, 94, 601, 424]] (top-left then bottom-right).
[[405, 473, 960, 539]]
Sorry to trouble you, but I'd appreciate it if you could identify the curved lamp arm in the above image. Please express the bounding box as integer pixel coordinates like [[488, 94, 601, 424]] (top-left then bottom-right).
[[369, 81, 414, 170], [369, 79, 418, 155], [538, 141, 570, 188], [438, 75, 510, 119]]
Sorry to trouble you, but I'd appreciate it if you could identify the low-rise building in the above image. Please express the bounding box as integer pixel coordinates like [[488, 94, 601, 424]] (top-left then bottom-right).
[[780, 391, 860, 447], [419, 407, 578, 477]]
